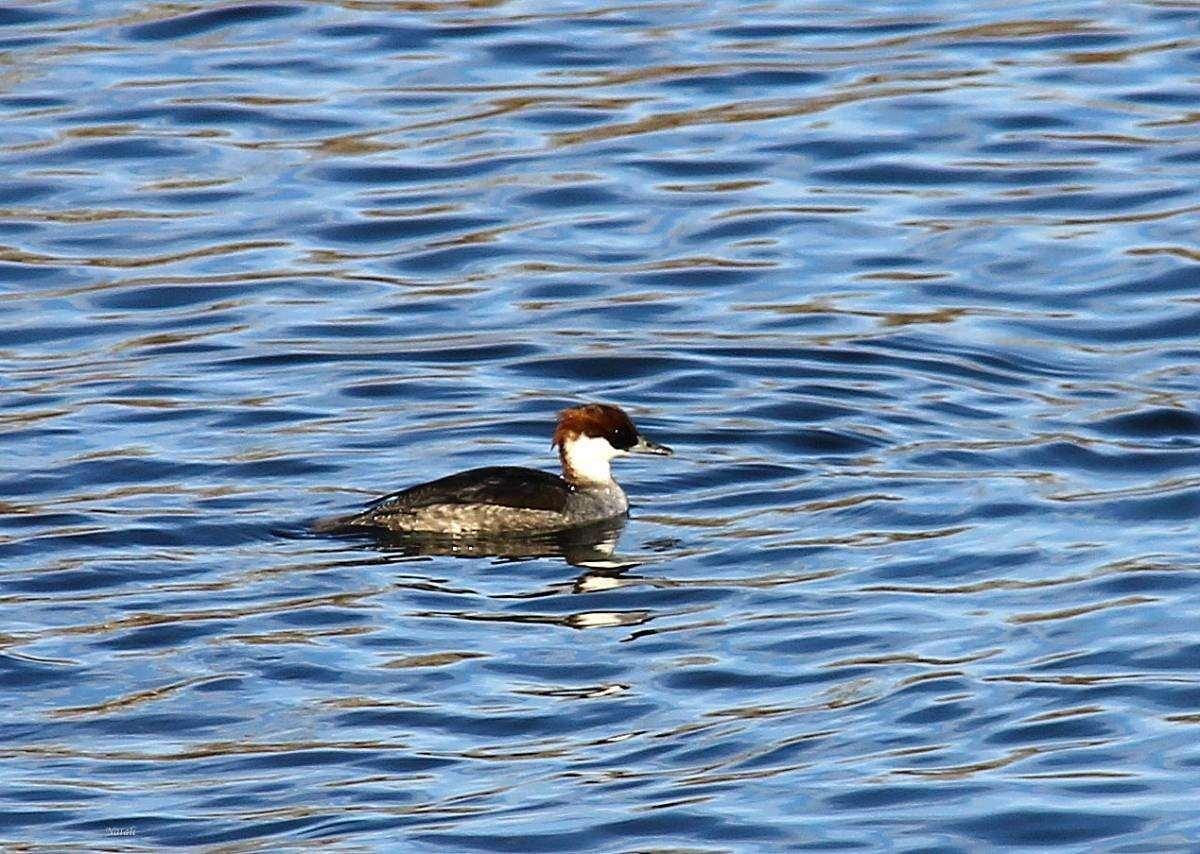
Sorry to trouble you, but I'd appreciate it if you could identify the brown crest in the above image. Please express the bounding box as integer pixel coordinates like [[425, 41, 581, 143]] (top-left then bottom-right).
[[551, 403, 639, 451]]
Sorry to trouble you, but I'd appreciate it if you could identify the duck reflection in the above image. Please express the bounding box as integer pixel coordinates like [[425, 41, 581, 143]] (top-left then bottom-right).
[[330, 515, 641, 571], [317, 517, 693, 632]]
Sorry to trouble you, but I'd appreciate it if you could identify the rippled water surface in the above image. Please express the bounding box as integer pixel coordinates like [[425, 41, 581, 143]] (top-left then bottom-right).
[[4, 0, 1200, 849]]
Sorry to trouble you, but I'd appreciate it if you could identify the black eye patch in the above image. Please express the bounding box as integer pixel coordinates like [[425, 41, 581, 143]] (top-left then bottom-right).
[[607, 423, 638, 450]]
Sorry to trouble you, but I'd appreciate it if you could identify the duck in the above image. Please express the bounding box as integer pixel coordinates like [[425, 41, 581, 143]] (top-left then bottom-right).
[[319, 403, 672, 535]]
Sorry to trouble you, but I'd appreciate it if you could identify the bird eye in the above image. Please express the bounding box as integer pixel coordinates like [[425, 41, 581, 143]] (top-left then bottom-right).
[[611, 426, 636, 450]]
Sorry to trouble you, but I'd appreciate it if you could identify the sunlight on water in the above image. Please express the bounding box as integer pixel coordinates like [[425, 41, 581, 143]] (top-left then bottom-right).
[[2, 0, 1199, 849]]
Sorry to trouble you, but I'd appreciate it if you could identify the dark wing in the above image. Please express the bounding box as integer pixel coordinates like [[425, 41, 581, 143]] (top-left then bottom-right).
[[367, 466, 572, 514]]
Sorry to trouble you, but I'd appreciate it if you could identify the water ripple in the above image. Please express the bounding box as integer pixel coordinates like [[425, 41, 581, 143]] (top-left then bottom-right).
[[1, 0, 1198, 850]]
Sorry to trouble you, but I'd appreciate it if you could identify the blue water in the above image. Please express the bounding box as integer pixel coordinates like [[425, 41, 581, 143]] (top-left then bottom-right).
[[3, 1, 1199, 849]]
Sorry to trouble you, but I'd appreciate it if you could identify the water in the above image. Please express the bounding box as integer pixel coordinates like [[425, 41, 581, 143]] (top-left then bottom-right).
[[3, 0, 1199, 849]]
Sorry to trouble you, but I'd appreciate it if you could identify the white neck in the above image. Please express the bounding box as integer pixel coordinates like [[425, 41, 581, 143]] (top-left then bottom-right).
[[560, 434, 622, 487]]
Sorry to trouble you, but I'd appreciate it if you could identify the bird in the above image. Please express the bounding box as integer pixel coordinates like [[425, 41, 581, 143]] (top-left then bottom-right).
[[318, 403, 672, 535]]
